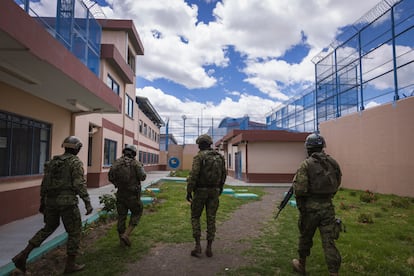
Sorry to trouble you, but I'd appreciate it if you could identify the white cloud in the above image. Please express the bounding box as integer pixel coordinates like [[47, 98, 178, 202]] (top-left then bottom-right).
[[136, 86, 278, 133], [106, 0, 379, 92]]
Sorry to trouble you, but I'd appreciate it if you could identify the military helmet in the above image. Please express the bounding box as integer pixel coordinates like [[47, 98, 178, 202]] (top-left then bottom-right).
[[61, 136, 82, 150], [123, 144, 137, 155], [305, 133, 326, 149], [196, 134, 213, 145]]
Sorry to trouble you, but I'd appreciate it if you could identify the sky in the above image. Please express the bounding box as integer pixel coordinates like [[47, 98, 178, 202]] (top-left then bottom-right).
[[44, 0, 385, 140], [91, 0, 384, 140]]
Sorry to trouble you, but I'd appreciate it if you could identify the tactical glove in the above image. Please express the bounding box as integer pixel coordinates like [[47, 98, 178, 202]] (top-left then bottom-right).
[[85, 201, 93, 215], [186, 192, 193, 202]]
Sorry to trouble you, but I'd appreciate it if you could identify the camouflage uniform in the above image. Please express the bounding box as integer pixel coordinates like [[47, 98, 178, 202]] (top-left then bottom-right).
[[109, 155, 146, 237], [29, 152, 91, 255], [293, 151, 342, 274], [187, 148, 226, 241], [12, 136, 91, 274]]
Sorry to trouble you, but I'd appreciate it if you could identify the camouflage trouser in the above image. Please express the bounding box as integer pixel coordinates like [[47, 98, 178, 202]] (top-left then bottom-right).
[[116, 193, 143, 234], [29, 204, 81, 255], [297, 205, 341, 273], [191, 188, 220, 241]]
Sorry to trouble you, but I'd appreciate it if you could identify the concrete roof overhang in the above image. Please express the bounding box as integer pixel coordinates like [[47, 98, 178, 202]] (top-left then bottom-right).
[[0, 0, 122, 113]]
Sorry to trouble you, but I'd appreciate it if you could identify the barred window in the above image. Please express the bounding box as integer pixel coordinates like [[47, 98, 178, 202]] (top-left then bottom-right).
[[0, 111, 50, 177]]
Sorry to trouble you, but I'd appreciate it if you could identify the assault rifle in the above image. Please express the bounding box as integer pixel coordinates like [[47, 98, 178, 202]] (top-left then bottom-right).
[[274, 186, 293, 220]]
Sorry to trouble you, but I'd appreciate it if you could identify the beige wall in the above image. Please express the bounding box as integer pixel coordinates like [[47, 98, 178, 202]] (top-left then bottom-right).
[[182, 144, 199, 170], [166, 144, 184, 170], [101, 31, 128, 59], [248, 142, 306, 173], [320, 96, 414, 197]]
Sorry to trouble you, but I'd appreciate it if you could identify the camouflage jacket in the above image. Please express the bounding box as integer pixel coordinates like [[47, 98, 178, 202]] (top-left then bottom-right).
[[41, 152, 90, 206], [293, 151, 342, 210], [108, 156, 146, 194], [187, 149, 226, 193]]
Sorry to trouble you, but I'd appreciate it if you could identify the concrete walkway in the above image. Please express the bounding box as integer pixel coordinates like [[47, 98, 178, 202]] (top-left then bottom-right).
[[0, 171, 289, 275]]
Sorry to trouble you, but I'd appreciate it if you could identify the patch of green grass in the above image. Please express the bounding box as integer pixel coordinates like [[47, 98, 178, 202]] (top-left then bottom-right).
[[76, 181, 263, 275], [229, 189, 414, 275]]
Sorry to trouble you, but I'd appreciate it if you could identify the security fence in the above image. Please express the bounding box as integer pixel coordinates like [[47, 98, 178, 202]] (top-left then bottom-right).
[[15, 0, 102, 76], [267, 0, 414, 132]]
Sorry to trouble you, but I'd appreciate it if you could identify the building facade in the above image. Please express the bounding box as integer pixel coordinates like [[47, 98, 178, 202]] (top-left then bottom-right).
[[218, 130, 309, 183], [0, 0, 162, 225]]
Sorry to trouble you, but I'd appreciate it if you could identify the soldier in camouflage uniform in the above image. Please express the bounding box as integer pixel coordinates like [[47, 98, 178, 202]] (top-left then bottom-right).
[[186, 134, 226, 257], [292, 133, 342, 276], [108, 144, 146, 247], [12, 136, 93, 274]]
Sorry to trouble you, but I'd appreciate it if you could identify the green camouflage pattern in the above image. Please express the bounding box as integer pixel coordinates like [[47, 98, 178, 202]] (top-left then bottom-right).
[[116, 194, 143, 234], [41, 153, 90, 206], [190, 188, 220, 240], [30, 152, 90, 255], [29, 205, 82, 255], [187, 149, 226, 193], [109, 156, 147, 191], [109, 156, 146, 235], [187, 149, 226, 241], [293, 151, 342, 273]]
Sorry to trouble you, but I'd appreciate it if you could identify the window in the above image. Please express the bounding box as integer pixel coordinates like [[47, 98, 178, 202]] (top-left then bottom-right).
[[139, 120, 143, 133], [125, 94, 133, 117], [127, 48, 136, 73], [106, 74, 120, 95], [143, 123, 147, 136], [0, 111, 50, 177], [103, 139, 117, 166]]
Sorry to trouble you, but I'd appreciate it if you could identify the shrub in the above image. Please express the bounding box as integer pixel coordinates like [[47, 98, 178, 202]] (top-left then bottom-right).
[[99, 193, 117, 214], [360, 190, 377, 203]]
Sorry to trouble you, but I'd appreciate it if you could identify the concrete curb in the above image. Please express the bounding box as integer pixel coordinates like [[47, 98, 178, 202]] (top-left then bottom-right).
[[0, 212, 101, 276]]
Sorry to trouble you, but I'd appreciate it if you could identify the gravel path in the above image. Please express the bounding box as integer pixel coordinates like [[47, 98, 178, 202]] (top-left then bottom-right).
[[123, 187, 286, 276]]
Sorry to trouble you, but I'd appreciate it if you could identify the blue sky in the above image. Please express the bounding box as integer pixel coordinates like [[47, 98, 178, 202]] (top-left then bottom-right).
[[88, 0, 382, 139]]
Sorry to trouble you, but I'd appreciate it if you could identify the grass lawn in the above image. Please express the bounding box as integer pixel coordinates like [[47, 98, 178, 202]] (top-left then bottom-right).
[[76, 181, 264, 275], [230, 188, 414, 275], [77, 182, 414, 275]]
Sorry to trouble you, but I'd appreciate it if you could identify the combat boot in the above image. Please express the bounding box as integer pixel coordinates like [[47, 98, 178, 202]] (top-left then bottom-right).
[[205, 240, 213, 257], [191, 237, 202, 257], [12, 243, 35, 273], [292, 257, 306, 275], [64, 255, 85, 274], [119, 234, 126, 247], [120, 225, 135, 247]]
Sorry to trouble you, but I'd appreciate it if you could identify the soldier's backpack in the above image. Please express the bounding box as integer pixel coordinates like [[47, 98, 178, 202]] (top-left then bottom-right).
[[198, 150, 224, 187], [108, 157, 133, 188], [307, 153, 340, 194], [43, 155, 71, 194]]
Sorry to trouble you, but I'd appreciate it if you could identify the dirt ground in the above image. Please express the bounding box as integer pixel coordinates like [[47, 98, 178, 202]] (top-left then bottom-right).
[[123, 187, 283, 276], [20, 187, 285, 276]]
